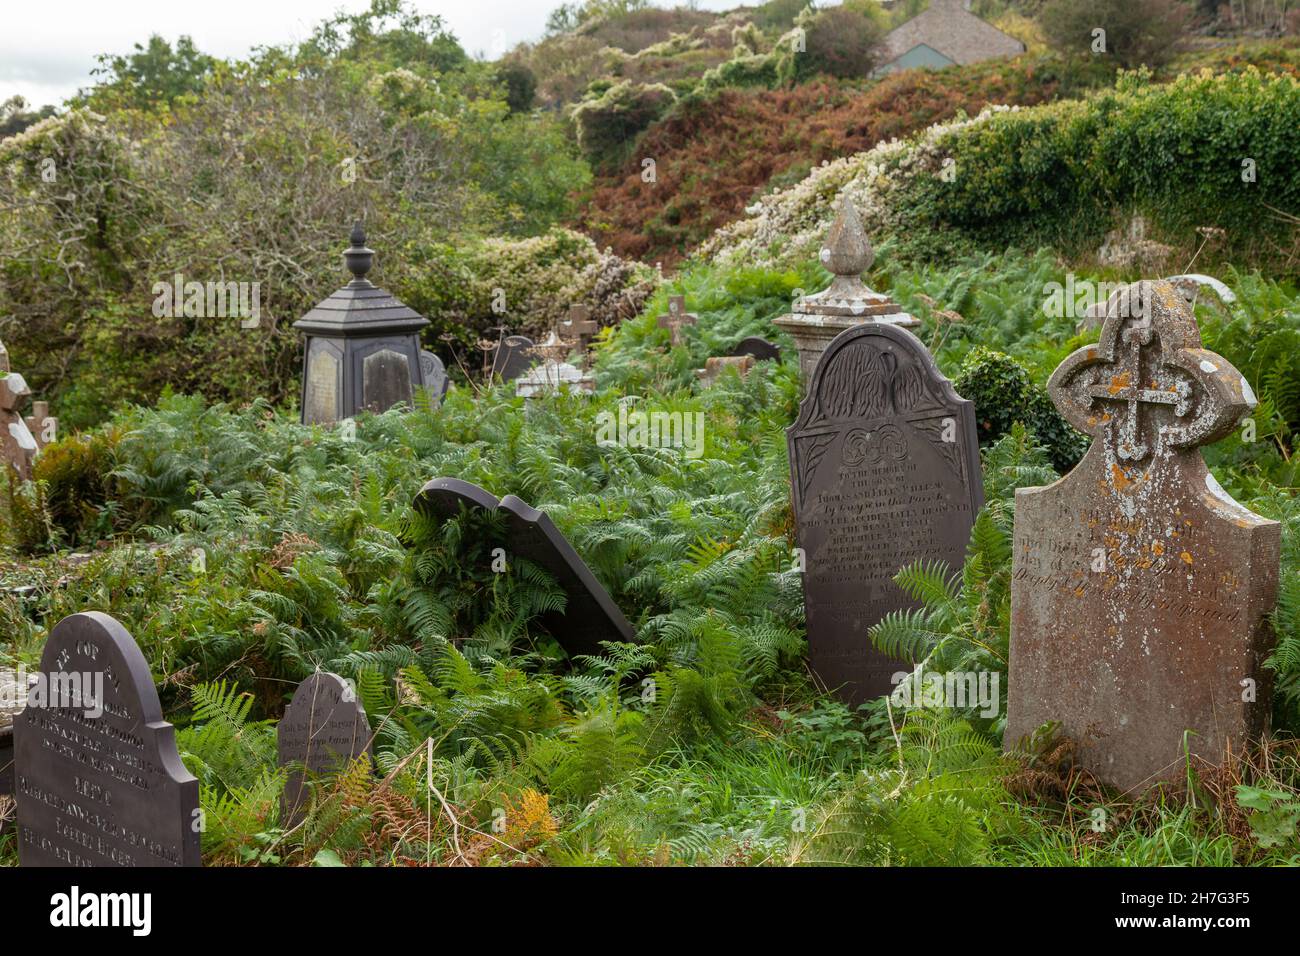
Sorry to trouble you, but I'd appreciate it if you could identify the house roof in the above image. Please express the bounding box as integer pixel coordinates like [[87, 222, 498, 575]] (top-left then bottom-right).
[[880, 0, 1024, 68]]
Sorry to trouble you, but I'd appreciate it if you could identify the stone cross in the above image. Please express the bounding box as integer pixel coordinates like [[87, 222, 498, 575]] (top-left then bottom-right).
[[1007, 279, 1279, 792], [24, 401, 56, 452], [560, 305, 598, 354], [657, 296, 697, 347], [0, 372, 37, 481]]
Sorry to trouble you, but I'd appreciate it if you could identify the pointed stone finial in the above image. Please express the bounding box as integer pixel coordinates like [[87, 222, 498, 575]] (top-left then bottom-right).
[[344, 222, 374, 285], [820, 196, 873, 277]]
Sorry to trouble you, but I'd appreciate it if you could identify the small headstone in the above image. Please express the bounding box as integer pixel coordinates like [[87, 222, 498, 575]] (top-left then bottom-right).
[[491, 335, 538, 382], [277, 672, 372, 828], [14, 611, 201, 866], [657, 296, 698, 347], [415, 478, 636, 658], [729, 337, 782, 363], [1007, 280, 1279, 792], [788, 322, 983, 704], [515, 360, 594, 398], [419, 350, 450, 405], [0, 372, 37, 481], [696, 355, 754, 387]]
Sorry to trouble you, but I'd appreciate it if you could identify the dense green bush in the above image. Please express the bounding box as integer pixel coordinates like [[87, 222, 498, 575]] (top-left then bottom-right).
[[777, 5, 886, 84], [570, 80, 678, 169]]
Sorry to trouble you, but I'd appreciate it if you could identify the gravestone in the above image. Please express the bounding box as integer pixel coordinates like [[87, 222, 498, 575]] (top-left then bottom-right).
[[278, 672, 372, 828], [657, 296, 697, 347], [416, 478, 636, 657], [419, 351, 450, 405], [0, 371, 37, 480], [24, 400, 57, 452], [13, 611, 201, 866], [696, 355, 754, 388], [1007, 279, 1279, 791], [729, 337, 783, 363], [515, 360, 594, 398], [491, 335, 538, 382], [788, 322, 983, 704], [561, 305, 598, 362]]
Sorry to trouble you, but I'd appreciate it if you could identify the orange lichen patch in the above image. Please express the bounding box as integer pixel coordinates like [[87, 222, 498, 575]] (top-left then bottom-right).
[[1110, 463, 1134, 492], [1181, 551, 1194, 565], [1151, 541, 1165, 555], [1108, 372, 1131, 395]]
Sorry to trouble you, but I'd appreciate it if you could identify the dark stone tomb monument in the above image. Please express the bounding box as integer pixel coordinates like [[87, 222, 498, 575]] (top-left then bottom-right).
[[278, 671, 372, 828]]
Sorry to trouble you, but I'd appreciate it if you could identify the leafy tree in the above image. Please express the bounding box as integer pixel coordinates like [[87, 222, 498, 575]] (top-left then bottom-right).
[[297, 0, 467, 74], [0, 96, 56, 139], [83, 34, 215, 110], [1039, 0, 1189, 69], [495, 60, 538, 113], [781, 5, 887, 83]]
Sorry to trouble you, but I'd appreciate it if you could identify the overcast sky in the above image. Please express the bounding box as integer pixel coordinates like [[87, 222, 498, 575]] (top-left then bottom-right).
[[2, 0, 746, 109]]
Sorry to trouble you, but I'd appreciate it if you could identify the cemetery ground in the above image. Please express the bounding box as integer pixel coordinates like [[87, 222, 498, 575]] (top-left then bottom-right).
[[2, 250, 1299, 867]]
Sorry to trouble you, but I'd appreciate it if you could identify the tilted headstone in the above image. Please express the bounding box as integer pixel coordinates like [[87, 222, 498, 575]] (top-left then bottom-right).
[[278, 672, 372, 828], [1, 372, 37, 481], [419, 351, 450, 405], [696, 354, 754, 387], [657, 296, 697, 347], [415, 478, 636, 658], [729, 337, 783, 363], [788, 322, 983, 704], [14, 611, 201, 866], [1007, 280, 1279, 791], [491, 335, 539, 383]]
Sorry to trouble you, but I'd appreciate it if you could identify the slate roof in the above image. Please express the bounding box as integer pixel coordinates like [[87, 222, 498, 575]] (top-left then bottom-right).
[[879, 0, 1024, 70]]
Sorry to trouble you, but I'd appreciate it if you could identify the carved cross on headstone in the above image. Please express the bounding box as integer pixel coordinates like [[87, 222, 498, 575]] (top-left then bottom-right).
[[1007, 279, 1279, 792], [657, 296, 697, 347], [560, 305, 598, 354]]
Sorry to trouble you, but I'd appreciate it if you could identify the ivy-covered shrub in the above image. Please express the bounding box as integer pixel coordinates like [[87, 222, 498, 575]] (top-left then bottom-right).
[[954, 347, 1086, 472], [776, 5, 886, 84], [27, 428, 122, 544], [570, 80, 678, 169]]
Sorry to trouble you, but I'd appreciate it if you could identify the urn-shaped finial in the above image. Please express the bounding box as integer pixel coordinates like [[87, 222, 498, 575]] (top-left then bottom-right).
[[820, 197, 873, 277], [344, 222, 374, 284]]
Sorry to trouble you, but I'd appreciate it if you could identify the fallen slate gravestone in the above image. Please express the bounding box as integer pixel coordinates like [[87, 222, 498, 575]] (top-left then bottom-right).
[[729, 337, 782, 363], [278, 672, 372, 828], [415, 478, 636, 658], [788, 322, 983, 704], [14, 611, 201, 866], [419, 351, 450, 405], [1007, 279, 1279, 792], [491, 335, 539, 382]]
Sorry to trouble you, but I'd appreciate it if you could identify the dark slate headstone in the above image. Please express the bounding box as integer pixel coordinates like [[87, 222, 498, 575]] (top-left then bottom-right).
[[14, 611, 201, 866], [278, 672, 372, 828], [491, 335, 538, 383], [415, 478, 636, 657], [1008, 280, 1278, 791], [419, 350, 450, 405], [729, 337, 783, 363], [0, 727, 12, 798], [788, 323, 983, 704]]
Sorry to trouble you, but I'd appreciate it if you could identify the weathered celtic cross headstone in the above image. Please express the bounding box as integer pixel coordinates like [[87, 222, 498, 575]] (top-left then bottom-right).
[[278, 672, 372, 828], [657, 296, 697, 347], [0, 370, 37, 480], [788, 322, 983, 704], [1007, 280, 1279, 791], [14, 611, 201, 866]]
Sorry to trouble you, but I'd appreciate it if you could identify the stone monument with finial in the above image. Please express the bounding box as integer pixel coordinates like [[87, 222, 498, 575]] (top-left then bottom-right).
[[293, 223, 432, 425], [774, 197, 918, 391]]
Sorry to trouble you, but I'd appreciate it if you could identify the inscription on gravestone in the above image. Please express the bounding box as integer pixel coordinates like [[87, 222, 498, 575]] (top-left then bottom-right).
[[419, 350, 450, 405], [278, 672, 372, 828], [788, 323, 983, 704], [14, 611, 201, 866], [362, 347, 413, 413], [305, 347, 340, 425], [1007, 280, 1279, 791]]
